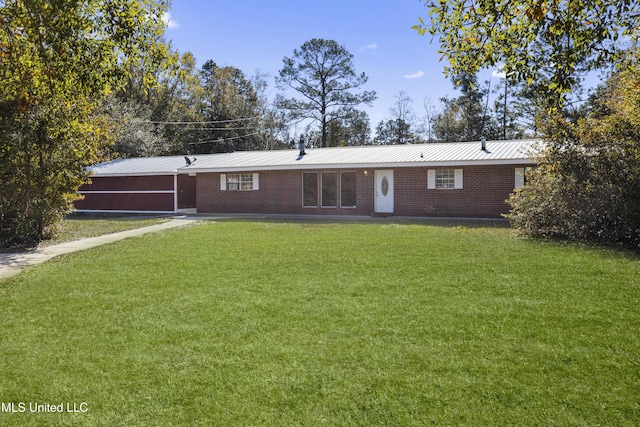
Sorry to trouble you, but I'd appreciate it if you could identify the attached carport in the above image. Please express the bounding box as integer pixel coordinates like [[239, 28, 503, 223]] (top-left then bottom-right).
[[75, 156, 200, 213]]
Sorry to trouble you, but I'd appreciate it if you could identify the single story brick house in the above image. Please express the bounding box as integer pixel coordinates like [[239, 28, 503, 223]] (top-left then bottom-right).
[[75, 139, 539, 218]]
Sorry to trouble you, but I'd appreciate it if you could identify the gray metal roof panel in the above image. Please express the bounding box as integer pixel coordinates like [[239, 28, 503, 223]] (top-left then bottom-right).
[[186, 139, 540, 172], [88, 154, 217, 176], [88, 140, 540, 176]]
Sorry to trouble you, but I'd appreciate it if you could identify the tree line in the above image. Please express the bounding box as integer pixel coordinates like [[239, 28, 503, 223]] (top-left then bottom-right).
[[98, 38, 554, 157]]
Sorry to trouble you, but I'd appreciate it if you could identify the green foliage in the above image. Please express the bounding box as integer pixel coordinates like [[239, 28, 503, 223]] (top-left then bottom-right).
[[375, 91, 423, 144], [374, 118, 417, 144], [431, 73, 500, 141], [0, 0, 172, 247], [195, 60, 265, 153], [506, 66, 640, 250], [492, 78, 528, 140], [109, 50, 204, 157], [109, 54, 286, 156], [101, 96, 169, 158], [276, 39, 376, 147], [416, 0, 640, 106], [326, 109, 372, 146]]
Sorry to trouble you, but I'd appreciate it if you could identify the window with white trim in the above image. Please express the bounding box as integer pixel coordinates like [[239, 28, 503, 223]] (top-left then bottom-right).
[[428, 169, 463, 189], [515, 168, 525, 188], [303, 172, 318, 207], [321, 171, 338, 207], [436, 169, 456, 189], [340, 171, 357, 208], [515, 167, 537, 188], [303, 171, 357, 208], [220, 173, 259, 191]]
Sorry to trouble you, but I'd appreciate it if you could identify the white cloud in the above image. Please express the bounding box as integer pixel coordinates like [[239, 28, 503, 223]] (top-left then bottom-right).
[[359, 43, 378, 52], [404, 70, 425, 79], [162, 12, 179, 29]]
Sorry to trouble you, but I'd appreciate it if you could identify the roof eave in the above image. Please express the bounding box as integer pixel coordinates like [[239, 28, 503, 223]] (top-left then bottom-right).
[[87, 171, 180, 177], [185, 158, 536, 174]]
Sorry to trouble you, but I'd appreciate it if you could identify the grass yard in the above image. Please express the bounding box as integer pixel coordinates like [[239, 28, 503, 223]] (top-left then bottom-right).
[[42, 215, 169, 247], [1, 215, 169, 253], [0, 220, 638, 426]]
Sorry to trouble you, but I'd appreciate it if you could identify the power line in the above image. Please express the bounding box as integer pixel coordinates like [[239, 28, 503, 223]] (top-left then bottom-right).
[[148, 116, 265, 125], [184, 126, 260, 131], [187, 131, 262, 145]]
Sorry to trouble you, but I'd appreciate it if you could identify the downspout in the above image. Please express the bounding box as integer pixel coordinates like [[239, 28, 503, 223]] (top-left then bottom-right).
[[173, 174, 178, 213]]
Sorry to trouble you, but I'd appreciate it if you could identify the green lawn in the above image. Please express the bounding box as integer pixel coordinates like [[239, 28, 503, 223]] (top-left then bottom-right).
[[0, 220, 638, 426], [43, 215, 169, 246], [1, 215, 169, 253]]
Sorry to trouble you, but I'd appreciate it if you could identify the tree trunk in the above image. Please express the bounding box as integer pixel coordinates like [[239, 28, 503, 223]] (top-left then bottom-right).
[[320, 105, 327, 148]]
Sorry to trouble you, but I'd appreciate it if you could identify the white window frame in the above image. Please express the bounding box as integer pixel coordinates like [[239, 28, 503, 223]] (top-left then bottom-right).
[[302, 172, 319, 207], [220, 173, 259, 191], [321, 171, 338, 208], [428, 169, 463, 190], [515, 168, 525, 188], [340, 171, 357, 208], [302, 171, 357, 208]]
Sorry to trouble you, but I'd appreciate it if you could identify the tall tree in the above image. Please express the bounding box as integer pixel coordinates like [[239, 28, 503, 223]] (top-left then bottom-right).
[[374, 92, 422, 144], [195, 60, 264, 153], [374, 119, 415, 145], [249, 70, 290, 150], [159, 51, 211, 154], [431, 73, 498, 142], [0, 0, 172, 246], [101, 96, 168, 158], [105, 50, 203, 158], [276, 39, 377, 148], [415, 0, 640, 106], [420, 97, 438, 142], [492, 75, 526, 140], [326, 109, 372, 146]]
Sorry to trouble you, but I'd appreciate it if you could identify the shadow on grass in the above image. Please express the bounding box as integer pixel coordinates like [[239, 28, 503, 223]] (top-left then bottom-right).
[[196, 214, 511, 229], [66, 212, 175, 221]]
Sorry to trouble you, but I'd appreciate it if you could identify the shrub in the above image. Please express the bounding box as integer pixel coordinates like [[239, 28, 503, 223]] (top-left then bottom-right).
[[506, 67, 640, 251]]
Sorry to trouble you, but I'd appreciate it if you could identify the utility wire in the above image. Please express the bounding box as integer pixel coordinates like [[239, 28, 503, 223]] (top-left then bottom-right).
[[187, 131, 262, 145], [148, 116, 265, 125], [180, 126, 259, 131]]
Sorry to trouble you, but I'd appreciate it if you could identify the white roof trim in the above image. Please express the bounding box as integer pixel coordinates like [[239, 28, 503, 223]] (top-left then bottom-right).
[[87, 172, 180, 177], [185, 158, 536, 173], [87, 140, 541, 177]]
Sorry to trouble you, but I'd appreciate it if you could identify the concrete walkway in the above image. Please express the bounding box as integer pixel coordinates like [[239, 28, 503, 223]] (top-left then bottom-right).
[[0, 217, 199, 280]]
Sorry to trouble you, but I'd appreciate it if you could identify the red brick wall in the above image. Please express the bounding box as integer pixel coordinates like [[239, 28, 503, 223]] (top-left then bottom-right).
[[197, 169, 375, 215], [395, 165, 525, 217], [196, 165, 527, 218]]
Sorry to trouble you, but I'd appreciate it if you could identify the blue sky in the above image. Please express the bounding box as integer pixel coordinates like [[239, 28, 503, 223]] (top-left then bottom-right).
[[163, 1, 466, 127]]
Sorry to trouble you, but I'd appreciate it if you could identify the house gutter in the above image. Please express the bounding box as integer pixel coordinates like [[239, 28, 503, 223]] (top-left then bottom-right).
[[184, 158, 537, 174]]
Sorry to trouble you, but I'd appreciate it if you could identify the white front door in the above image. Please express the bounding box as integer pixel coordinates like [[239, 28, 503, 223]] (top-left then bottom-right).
[[375, 170, 394, 214]]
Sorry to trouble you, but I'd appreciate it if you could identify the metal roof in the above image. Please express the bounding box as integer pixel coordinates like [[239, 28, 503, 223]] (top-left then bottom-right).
[[87, 154, 217, 176], [186, 139, 539, 173], [88, 139, 540, 176]]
